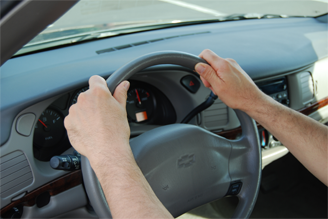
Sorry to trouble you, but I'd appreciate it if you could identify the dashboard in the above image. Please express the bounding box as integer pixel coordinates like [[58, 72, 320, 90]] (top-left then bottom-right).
[[1, 15, 328, 218]]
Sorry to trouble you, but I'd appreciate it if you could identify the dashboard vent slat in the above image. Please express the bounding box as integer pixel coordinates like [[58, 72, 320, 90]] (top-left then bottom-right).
[[115, 44, 132, 50], [300, 72, 314, 104], [0, 151, 33, 198], [96, 31, 210, 55], [1, 154, 26, 170], [203, 99, 228, 129], [1, 161, 29, 179], [1, 179, 33, 198]]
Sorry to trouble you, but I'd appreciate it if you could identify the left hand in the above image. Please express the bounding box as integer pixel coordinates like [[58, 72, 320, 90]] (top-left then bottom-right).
[[64, 75, 131, 163]]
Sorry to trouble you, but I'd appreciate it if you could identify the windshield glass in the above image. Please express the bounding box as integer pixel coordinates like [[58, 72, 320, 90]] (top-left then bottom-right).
[[17, 0, 328, 55]]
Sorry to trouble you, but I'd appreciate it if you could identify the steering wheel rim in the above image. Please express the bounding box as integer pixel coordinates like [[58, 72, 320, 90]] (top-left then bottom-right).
[[81, 51, 261, 219]]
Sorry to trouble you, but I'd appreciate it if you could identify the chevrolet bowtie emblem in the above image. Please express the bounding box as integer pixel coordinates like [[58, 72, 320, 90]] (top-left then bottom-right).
[[177, 154, 195, 168]]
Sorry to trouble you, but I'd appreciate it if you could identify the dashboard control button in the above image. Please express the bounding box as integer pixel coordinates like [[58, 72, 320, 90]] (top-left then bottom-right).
[[277, 94, 282, 99], [181, 75, 200, 93], [281, 99, 290, 105], [227, 182, 242, 196], [16, 113, 36, 136]]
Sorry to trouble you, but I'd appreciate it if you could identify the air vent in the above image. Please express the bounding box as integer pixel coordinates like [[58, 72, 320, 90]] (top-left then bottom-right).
[[203, 99, 228, 129], [0, 151, 33, 198], [300, 72, 314, 104], [96, 31, 210, 55]]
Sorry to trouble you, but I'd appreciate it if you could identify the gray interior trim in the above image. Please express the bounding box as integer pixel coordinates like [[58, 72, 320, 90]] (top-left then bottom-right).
[[15, 113, 36, 136], [0, 95, 71, 208], [316, 13, 328, 23], [21, 185, 87, 218], [0, 0, 23, 19]]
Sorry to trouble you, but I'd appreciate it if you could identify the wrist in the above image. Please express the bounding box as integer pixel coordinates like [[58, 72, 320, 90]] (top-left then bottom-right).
[[242, 91, 273, 115], [88, 141, 133, 167], [243, 92, 277, 119]]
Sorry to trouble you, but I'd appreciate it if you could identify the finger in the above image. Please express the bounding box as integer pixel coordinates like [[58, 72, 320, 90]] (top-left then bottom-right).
[[113, 81, 130, 108], [200, 76, 211, 88], [195, 63, 221, 88], [199, 49, 226, 72], [89, 75, 108, 91], [200, 76, 217, 95], [64, 115, 71, 130], [209, 87, 217, 96]]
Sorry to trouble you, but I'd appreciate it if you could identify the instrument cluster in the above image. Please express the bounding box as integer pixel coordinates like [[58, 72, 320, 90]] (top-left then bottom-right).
[[33, 80, 176, 161]]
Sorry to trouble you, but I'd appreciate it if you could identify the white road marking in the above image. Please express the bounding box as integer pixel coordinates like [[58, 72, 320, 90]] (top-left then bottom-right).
[[159, 0, 226, 17]]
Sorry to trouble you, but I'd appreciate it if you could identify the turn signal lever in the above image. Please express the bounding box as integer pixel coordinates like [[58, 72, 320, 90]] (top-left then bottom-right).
[[181, 91, 218, 124], [50, 151, 81, 171]]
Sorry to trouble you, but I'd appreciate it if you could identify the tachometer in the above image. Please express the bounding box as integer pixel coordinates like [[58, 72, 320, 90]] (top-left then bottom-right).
[[33, 109, 65, 148], [126, 88, 155, 123]]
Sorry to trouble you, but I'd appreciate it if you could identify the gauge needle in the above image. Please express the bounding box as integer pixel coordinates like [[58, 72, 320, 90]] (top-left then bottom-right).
[[38, 119, 47, 128], [135, 89, 141, 105]]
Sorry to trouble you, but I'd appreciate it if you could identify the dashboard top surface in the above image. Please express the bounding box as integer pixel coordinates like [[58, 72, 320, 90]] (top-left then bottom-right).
[[1, 17, 327, 145]]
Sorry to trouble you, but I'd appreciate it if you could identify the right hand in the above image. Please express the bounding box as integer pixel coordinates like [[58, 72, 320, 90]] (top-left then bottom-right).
[[195, 49, 265, 113]]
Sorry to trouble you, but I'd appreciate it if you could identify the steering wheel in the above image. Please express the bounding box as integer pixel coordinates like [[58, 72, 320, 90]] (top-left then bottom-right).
[[81, 51, 261, 219]]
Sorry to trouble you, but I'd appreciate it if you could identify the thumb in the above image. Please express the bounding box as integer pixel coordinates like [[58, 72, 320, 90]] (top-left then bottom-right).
[[113, 81, 130, 108], [195, 63, 220, 87]]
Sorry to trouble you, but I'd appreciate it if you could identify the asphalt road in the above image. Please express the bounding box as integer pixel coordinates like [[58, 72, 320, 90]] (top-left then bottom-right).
[[45, 0, 328, 32]]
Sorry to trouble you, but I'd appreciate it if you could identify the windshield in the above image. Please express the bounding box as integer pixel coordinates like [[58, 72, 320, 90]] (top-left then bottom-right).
[[17, 0, 328, 55]]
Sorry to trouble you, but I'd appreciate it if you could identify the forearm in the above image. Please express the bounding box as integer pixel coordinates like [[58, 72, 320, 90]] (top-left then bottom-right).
[[246, 95, 328, 185], [90, 147, 173, 219]]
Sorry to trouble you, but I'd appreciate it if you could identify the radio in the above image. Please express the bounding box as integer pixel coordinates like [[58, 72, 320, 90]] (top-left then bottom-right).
[[257, 77, 289, 106]]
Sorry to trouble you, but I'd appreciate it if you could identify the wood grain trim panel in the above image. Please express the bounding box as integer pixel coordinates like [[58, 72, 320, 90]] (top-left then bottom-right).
[[298, 97, 328, 115], [0, 170, 82, 216], [215, 97, 328, 139]]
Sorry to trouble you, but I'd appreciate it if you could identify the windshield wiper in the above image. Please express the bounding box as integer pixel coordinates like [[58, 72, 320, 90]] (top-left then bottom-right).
[[14, 13, 307, 57]]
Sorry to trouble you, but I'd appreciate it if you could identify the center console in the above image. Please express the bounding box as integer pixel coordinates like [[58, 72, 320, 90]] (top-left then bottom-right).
[[257, 77, 289, 106]]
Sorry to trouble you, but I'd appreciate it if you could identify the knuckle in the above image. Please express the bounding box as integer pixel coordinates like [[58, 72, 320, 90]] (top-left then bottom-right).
[[64, 116, 71, 129], [89, 75, 101, 84], [222, 59, 230, 66], [202, 66, 214, 77], [200, 49, 212, 58], [68, 104, 76, 115], [77, 92, 86, 103], [226, 58, 236, 64], [203, 49, 211, 55], [219, 59, 231, 72], [92, 85, 106, 96]]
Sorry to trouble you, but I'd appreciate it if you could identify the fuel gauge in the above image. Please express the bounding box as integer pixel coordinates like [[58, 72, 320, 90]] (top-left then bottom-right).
[[126, 88, 155, 123]]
